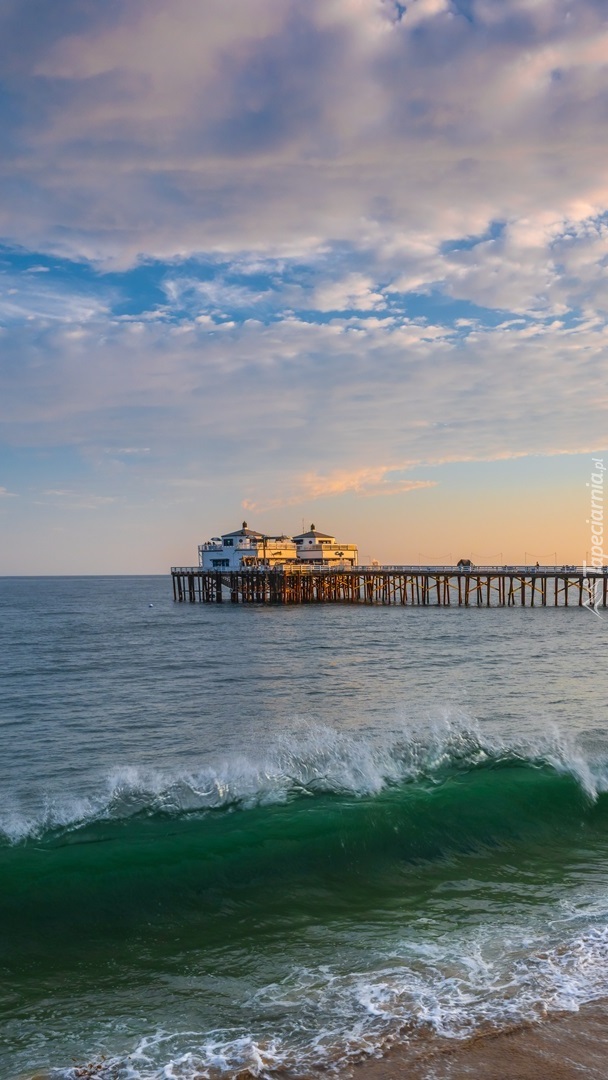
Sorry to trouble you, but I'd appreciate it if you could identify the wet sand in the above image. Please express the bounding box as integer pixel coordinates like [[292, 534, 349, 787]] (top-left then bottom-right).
[[23, 1004, 608, 1080], [350, 1001, 608, 1080]]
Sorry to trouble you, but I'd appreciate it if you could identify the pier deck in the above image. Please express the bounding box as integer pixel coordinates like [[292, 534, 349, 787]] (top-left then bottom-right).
[[170, 566, 608, 608]]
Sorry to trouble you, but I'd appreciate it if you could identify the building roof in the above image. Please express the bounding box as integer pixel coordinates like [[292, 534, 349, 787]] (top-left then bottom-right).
[[221, 520, 264, 539], [293, 523, 335, 540]]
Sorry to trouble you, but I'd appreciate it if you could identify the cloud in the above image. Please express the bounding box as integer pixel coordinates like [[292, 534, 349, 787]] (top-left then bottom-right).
[[1, 305, 605, 501], [41, 489, 121, 509], [0, 272, 111, 322], [310, 273, 387, 312], [0, 0, 607, 295], [161, 275, 271, 317], [0, 0, 607, 554], [243, 466, 437, 509]]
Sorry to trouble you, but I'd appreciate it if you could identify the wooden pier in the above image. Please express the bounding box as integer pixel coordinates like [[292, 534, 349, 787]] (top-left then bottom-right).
[[171, 566, 608, 608]]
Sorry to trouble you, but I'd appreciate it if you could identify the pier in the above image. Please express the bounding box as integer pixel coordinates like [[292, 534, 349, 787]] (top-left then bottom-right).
[[170, 565, 608, 607]]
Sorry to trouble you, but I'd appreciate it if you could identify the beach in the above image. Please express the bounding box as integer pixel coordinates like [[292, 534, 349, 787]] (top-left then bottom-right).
[[353, 1001, 608, 1079]]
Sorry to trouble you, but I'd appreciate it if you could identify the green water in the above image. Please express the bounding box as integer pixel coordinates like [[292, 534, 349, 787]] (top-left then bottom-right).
[[2, 578, 608, 1078]]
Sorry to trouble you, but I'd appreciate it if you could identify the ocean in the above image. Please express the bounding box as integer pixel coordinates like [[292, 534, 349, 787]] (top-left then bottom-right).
[[2, 575, 608, 1079]]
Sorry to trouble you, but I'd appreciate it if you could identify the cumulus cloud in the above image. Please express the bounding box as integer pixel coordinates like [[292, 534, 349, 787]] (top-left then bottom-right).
[[394, 214, 608, 317], [0, 0, 607, 294], [310, 273, 387, 312]]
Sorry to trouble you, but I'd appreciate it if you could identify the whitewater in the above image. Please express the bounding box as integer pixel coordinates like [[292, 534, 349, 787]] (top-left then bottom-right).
[[1, 575, 608, 1080]]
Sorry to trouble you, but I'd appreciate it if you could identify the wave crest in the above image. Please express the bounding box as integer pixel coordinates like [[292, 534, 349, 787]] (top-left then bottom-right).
[[2, 719, 606, 845]]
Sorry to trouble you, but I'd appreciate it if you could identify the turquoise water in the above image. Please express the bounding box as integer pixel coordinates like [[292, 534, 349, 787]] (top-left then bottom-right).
[[1, 577, 608, 1079]]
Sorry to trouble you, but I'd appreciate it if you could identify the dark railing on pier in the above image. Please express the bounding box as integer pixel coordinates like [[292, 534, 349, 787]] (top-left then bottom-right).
[[170, 566, 608, 608]]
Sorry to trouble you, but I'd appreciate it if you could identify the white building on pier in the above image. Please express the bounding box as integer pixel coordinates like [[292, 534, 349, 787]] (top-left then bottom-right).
[[198, 522, 357, 570], [292, 525, 358, 567], [198, 523, 297, 570]]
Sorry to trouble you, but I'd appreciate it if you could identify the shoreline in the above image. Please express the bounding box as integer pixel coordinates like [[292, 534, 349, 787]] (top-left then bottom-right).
[[348, 1001, 608, 1080], [20, 1001, 608, 1080]]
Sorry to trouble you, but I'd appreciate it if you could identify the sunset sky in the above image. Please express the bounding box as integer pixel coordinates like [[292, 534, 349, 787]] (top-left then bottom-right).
[[0, 0, 607, 573]]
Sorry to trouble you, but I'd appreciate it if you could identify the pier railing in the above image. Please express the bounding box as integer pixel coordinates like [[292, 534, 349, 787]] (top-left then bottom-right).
[[172, 564, 600, 575]]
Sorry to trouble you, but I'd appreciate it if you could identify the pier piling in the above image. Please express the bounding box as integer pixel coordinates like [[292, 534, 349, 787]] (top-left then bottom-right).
[[170, 566, 607, 608]]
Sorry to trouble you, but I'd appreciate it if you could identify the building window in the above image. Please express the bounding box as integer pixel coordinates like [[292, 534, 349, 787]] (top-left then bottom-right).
[[224, 538, 233, 546], [212, 559, 230, 568]]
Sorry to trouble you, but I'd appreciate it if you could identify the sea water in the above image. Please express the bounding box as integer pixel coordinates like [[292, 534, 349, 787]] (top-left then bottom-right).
[[1, 575, 608, 1079]]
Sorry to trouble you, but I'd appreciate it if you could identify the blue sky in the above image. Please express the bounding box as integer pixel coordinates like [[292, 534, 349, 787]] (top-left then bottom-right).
[[0, 0, 606, 572]]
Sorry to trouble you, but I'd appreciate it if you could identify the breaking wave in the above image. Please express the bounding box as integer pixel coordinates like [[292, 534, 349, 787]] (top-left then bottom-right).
[[1, 720, 606, 846], [7, 723, 608, 1080]]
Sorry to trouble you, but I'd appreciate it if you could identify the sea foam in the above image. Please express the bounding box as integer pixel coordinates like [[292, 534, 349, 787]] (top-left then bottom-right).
[[49, 922, 608, 1080], [2, 717, 606, 845]]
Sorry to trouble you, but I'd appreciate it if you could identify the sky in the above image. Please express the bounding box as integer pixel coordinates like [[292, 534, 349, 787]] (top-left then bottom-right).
[[0, 0, 607, 573]]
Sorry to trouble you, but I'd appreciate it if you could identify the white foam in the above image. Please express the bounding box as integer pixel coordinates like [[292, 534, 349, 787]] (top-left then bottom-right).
[[48, 921, 608, 1079], [2, 717, 606, 844]]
